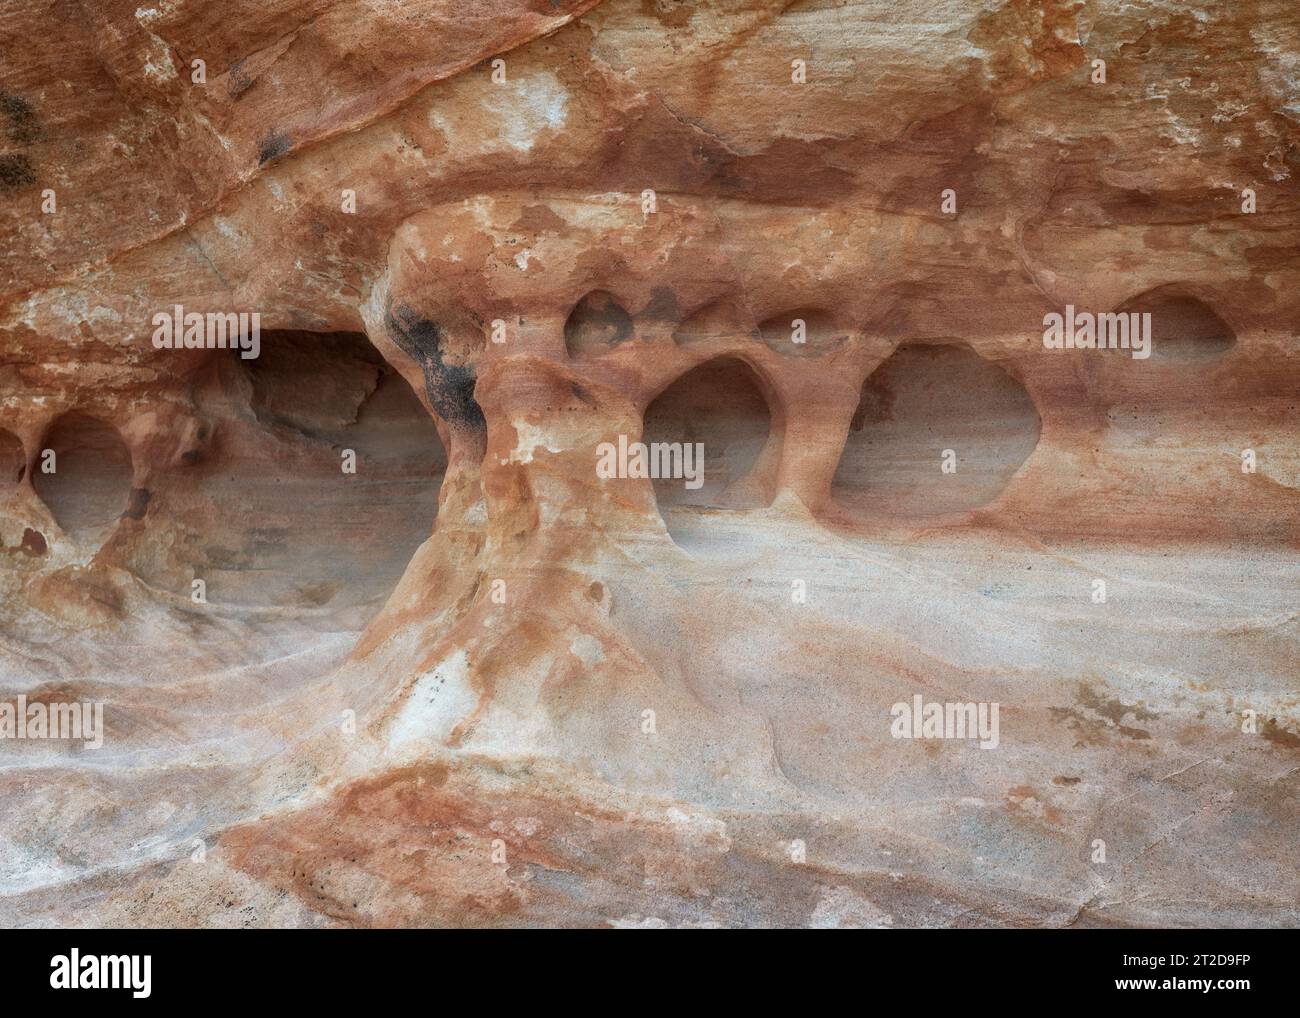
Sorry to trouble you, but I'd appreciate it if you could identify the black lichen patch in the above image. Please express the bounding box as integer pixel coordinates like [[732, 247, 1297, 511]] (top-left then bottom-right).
[[0, 153, 36, 190], [386, 305, 486, 431], [258, 130, 292, 165], [0, 91, 41, 145], [122, 488, 152, 521]]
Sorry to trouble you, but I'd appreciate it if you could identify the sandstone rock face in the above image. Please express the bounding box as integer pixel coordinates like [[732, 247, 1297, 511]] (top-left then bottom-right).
[[1, 0, 1297, 928]]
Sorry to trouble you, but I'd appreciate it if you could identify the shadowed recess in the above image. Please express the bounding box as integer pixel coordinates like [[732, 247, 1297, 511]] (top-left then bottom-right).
[[643, 357, 774, 514], [757, 308, 846, 357], [143, 331, 448, 611], [565, 290, 634, 357], [1118, 288, 1236, 361], [672, 299, 751, 347], [32, 413, 132, 539], [832, 343, 1040, 518]]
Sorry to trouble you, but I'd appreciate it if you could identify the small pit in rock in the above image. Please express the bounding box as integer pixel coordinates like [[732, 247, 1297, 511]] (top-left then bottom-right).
[[32, 412, 133, 542], [757, 308, 846, 357], [565, 290, 634, 357], [672, 299, 751, 347], [1118, 288, 1236, 361]]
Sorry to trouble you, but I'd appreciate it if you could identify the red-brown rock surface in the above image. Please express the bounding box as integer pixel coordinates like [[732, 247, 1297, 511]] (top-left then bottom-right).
[[1, 0, 1297, 927]]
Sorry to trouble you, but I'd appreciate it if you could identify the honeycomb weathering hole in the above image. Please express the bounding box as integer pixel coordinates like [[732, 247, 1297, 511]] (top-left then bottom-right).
[[672, 300, 749, 347], [643, 357, 774, 514], [757, 308, 846, 357], [832, 343, 1040, 518], [1119, 290, 1236, 361], [565, 290, 634, 357], [32, 413, 133, 539]]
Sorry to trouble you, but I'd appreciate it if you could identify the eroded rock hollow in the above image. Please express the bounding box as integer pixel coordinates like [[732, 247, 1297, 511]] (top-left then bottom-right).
[[1, 0, 1297, 928]]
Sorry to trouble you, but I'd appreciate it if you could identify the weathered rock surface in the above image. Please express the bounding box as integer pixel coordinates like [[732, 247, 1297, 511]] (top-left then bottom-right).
[[0, 0, 1297, 927]]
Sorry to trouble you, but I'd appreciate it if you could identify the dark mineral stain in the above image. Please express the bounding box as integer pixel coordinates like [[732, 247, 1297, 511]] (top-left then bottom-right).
[[20, 528, 47, 556], [227, 59, 254, 98], [0, 153, 36, 190], [1048, 683, 1158, 747], [640, 0, 695, 28], [258, 130, 292, 165], [568, 380, 596, 407], [509, 203, 567, 234], [642, 286, 681, 322], [1261, 717, 1300, 752], [1076, 684, 1158, 725], [122, 488, 152, 520], [0, 91, 41, 145], [385, 305, 485, 431]]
